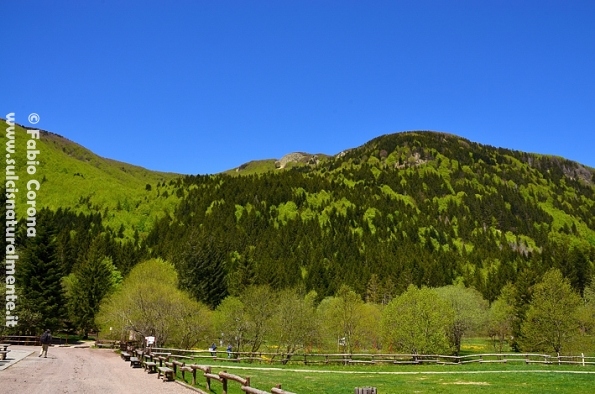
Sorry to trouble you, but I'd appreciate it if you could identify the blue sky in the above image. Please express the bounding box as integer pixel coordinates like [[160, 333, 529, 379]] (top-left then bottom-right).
[[2, 1, 594, 174]]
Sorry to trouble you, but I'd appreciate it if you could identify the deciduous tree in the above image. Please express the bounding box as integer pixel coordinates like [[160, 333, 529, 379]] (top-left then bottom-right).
[[435, 284, 488, 355], [381, 284, 453, 354], [97, 258, 212, 347], [521, 269, 581, 353]]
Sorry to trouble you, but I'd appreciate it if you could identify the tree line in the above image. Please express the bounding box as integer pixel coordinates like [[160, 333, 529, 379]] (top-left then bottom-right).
[[96, 258, 595, 356]]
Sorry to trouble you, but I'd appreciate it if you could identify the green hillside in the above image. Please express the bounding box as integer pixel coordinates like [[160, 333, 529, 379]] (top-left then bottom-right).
[[3, 125, 595, 345], [1, 121, 181, 237], [147, 131, 595, 306]]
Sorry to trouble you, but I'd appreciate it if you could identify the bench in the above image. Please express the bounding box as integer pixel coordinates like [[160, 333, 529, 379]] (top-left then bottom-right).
[[144, 361, 157, 373], [158, 366, 175, 381], [129, 357, 142, 368], [121, 352, 131, 361]]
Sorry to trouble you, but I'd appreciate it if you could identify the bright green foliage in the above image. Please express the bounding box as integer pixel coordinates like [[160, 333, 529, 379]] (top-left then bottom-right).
[[521, 269, 582, 353], [97, 258, 212, 348], [214, 296, 249, 351], [435, 284, 489, 355], [579, 275, 595, 333], [0, 123, 179, 239], [270, 289, 319, 355], [381, 284, 453, 354], [487, 284, 516, 352], [317, 285, 367, 353], [240, 285, 279, 353]]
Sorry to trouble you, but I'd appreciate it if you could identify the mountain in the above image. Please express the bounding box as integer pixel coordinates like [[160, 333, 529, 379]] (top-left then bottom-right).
[[146, 131, 595, 306], [1, 121, 180, 238], [3, 122, 595, 309]]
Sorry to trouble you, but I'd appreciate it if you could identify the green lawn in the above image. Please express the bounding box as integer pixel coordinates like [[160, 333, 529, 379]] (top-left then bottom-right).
[[174, 359, 595, 394], [166, 337, 595, 393]]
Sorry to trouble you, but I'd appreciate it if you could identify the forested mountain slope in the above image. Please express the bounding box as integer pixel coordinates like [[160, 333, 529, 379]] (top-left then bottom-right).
[[3, 124, 595, 336], [146, 131, 595, 307]]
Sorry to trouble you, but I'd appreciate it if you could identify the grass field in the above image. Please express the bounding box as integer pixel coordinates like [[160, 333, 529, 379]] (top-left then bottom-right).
[[173, 358, 595, 394], [158, 337, 595, 393]]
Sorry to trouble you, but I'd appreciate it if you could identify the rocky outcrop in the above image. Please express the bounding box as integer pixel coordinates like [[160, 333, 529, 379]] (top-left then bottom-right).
[[275, 152, 320, 169]]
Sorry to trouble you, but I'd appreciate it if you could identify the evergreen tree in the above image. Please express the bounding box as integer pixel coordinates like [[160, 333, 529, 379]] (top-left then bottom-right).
[[177, 230, 228, 308], [63, 236, 122, 336], [18, 211, 65, 331]]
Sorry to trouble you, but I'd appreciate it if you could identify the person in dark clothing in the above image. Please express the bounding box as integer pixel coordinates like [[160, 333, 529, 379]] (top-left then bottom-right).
[[39, 329, 52, 358]]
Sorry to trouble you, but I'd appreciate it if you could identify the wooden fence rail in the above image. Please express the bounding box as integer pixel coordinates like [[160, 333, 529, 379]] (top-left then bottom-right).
[[150, 347, 595, 367], [131, 349, 296, 394], [190, 367, 296, 394], [0, 335, 40, 346], [143, 347, 595, 394]]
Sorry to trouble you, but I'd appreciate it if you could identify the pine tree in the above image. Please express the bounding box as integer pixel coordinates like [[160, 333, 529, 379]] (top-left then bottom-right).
[[18, 211, 65, 331], [177, 230, 228, 308], [63, 236, 121, 336]]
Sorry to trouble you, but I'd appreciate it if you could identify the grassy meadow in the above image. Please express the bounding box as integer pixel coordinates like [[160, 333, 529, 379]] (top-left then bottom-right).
[[173, 360, 595, 394], [158, 338, 595, 393]]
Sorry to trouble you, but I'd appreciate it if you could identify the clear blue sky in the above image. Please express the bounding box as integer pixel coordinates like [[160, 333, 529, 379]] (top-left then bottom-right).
[[2, 1, 594, 174]]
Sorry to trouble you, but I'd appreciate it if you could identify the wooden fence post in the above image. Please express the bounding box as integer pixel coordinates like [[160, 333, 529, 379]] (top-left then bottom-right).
[[206, 366, 211, 390], [222, 370, 228, 394]]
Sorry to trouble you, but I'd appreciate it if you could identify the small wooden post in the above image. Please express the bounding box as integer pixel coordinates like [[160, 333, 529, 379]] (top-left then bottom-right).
[[205, 366, 211, 390], [246, 377, 251, 387], [582, 353, 585, 367], [192, 368, 196, 385], [222, 369, 228, 394]]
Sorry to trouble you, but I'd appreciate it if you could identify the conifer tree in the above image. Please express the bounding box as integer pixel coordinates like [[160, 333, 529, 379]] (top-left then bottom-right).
[[63, 236, 122, 336], [18, 211, 65, 331]]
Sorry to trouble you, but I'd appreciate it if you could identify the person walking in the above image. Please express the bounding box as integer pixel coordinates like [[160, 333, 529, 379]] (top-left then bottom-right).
[[39, 329, 52, 358]]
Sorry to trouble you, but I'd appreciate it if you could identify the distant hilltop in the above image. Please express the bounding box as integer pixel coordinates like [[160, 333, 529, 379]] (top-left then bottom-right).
[[274, 152, 322, 169]]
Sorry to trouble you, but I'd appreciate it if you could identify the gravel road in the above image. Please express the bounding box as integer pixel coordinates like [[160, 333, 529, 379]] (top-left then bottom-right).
[[0, 345, 193, 394]]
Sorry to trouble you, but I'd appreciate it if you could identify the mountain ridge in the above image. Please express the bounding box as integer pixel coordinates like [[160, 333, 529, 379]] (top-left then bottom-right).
[[2, 121, 595, 329]]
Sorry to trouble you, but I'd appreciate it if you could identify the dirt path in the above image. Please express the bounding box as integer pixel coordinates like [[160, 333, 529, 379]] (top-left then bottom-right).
[[0, 345, 193, 394]]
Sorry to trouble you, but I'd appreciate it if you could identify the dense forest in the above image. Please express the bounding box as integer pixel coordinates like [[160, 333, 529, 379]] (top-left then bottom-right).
[[2, 129, 595, 353], [147, 132, 595, 307]]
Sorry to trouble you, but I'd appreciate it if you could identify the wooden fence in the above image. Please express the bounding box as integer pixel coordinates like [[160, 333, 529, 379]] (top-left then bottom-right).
[[129, 348, 296, 394], [0, 335, 83, 346], [0, 335, 40, 345], [150, 347, 595, 366], [182, 367, 296, 394]]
